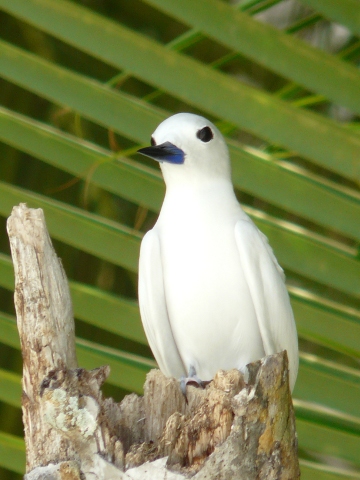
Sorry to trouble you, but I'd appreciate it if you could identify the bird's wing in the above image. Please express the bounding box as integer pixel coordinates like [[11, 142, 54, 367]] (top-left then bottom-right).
[[138, 229, 185, 378], [234, 220, 298, 389]]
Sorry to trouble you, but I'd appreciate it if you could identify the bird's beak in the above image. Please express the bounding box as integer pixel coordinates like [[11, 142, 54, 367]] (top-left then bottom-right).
[[137, 142, 185, 164]]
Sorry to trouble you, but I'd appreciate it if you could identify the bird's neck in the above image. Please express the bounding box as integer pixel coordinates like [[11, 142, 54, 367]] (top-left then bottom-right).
[[158, 177, 244, 224], [160, 155, 232, 189], [165, 176, 234, 197]]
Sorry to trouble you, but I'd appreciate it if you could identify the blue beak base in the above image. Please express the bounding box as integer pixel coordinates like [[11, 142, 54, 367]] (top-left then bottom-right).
[[137, 142, 185, 164]]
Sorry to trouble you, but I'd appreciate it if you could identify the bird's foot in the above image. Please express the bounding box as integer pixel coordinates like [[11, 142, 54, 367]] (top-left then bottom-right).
[[180, 365, 207, 396]]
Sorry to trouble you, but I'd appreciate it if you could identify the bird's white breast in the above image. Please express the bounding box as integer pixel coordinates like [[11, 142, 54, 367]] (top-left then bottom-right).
[[154, 181, 265, 380]]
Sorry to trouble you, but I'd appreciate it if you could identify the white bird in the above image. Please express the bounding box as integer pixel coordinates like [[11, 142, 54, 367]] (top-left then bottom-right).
[[137, 113, 298, 391]]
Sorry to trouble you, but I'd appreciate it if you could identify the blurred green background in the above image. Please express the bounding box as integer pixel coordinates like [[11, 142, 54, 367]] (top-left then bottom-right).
[[0, 0, 359, 478]]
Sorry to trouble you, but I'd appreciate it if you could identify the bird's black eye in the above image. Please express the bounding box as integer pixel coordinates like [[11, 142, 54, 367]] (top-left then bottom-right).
[[150, 136, 156, 146], [196, 126, 213, 143]]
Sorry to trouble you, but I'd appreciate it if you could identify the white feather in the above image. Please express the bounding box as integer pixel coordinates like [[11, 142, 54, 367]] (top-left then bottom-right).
[[234, 220, 298, 390], [138, 230, 185, 378]]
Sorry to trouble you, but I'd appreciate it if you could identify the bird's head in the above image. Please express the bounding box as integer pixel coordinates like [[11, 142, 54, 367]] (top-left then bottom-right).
[[137, 113, 231, 187]]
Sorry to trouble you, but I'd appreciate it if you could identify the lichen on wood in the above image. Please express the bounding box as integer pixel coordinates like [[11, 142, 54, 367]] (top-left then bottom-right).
[[8, 204, 299, 479]]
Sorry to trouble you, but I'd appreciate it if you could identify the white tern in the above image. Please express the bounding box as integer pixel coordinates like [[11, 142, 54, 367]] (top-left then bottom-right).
[[137, 113, 298, 391]]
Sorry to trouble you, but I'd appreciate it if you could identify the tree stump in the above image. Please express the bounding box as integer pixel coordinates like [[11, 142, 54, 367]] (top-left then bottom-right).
[[7, 204, 300, 479]]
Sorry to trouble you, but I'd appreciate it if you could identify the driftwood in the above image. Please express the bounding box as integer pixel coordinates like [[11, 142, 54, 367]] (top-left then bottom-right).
[[7, 204, 300, 479]]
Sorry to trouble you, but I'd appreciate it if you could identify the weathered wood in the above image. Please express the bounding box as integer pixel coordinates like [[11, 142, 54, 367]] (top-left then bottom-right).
[[7, 205, 125, 478], [7, 204, 78, 471], [8, 204, 299, 479], [194, 354, 299, 480]]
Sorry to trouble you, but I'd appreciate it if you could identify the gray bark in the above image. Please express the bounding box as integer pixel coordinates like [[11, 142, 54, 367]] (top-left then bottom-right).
[[7, 204, 300, 479]]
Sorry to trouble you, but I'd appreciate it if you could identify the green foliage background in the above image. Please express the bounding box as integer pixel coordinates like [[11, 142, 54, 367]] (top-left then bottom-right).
[[0, 0, 359, 478]]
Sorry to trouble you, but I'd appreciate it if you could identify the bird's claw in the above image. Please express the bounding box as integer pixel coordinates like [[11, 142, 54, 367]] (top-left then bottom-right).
[[180, 365, 206, 396]]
